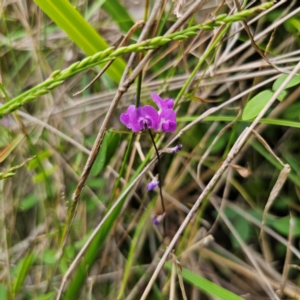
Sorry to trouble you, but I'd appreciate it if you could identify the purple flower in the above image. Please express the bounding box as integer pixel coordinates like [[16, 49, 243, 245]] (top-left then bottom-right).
[[120, 94, 177, 133], [151, 94, 176, 133], [120, 105, 159, 132], [152, 212, 166, 226], [162, 144, 182, 153], [148, 177, 159, 191], [151, 93, 174, 112], [158, 109, 176, 132], [120, 105, 135, 129], [131, 106, 159, 132]]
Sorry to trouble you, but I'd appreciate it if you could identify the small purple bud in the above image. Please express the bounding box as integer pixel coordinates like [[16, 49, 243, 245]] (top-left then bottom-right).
[[172, 144, 182, 153], [148, 177, 159, 191], [162, 144, 183, 154], [152, 212, 166, 226]]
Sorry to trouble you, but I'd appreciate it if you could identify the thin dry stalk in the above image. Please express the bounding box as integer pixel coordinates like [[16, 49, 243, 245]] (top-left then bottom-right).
[[172, 253, 188, 300], [210, 197, 279, 299], [170, 256, 176, 300], [220, 7, 300, 65], [201, 248, 300, 299], [232, 0, 288, 74]]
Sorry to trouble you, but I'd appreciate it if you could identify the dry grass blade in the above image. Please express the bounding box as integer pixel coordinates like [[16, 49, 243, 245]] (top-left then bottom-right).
[[172, 253, 188, 300], [279, 213, 295, 298], [251, 130, 290, 262]]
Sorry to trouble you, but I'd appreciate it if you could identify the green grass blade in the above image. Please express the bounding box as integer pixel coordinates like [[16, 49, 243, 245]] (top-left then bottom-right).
[[178, 115, 300, 129], [165, 263, 243, 300], [12, 253, 34, 297], [34, 0, 125, 83]]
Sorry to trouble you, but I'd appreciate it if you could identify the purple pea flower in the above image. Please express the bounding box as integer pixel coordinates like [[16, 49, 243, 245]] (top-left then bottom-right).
[[120, 105, 159, 132], [162, 144, 182, 154], [120, 105, 135, 129], [148, 177, 159, 191], [151, 93, 174, 112], [151, 93, 176, 133], [152, 212, 166, 226], [158, 109, 176, 132], [120, 94, 177, 133], [131, 106, 159, 132]]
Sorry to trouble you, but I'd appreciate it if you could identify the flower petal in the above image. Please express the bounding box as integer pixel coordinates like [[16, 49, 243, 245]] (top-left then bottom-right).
[[130, 107, 145, 132], [142, 105, 159, 130], [148, 179, 159, 191], [165, 98, 174, 109], [151, 93, 164, 110], [151, 93, 174, 111], [120, 105, 135, 129], [159, 109, 176, 132]]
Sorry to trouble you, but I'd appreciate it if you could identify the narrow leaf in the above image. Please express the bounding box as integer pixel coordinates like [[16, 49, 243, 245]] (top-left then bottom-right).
[[165, 263, 244, 300], [13, 253, 34, 297], [34, 0, 125, 83]]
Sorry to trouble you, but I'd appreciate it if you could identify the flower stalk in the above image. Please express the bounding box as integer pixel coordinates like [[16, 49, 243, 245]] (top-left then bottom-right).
[[148, 129, 166, 234]]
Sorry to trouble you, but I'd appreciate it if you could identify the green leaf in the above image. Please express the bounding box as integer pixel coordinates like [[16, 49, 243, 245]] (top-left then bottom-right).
[[231, 216, 250, 249], [224, 207, 251, 248], [277, 90, 288, 102], [27, 150, 52, 170], [272, 73, 300, 91], [33, 166, 57, 183], [34, 0, 126, 83], [20, 195, 40, 211], [270, 216, 300, 237], [284, 18, 300, 33], [242, 90, 274, 120], [43, 249, 57, 265], [165, 263, 244, 300], [13, 253, 34, 297]]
